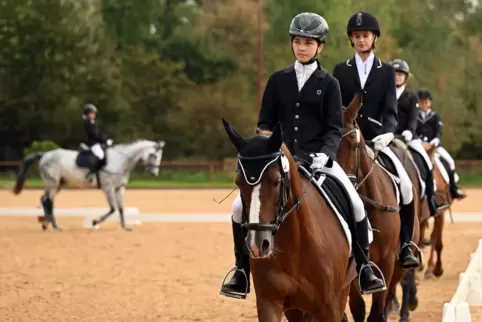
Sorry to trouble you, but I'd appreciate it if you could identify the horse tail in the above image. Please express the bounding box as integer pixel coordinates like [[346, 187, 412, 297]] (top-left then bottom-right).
[[12, 152, 44, 195]]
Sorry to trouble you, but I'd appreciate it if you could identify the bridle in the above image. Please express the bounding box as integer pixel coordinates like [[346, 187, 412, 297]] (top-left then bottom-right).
[[238, 150, 313, 235], [341, 122, 400, 212]]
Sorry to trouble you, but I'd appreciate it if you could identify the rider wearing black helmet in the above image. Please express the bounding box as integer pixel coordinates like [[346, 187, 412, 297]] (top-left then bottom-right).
[[219, 11, 385, 299], [333, 12, 421, 270], [415, 89, 466, 200], [82, 104, 112, 181], [389, 59, 447, 217]]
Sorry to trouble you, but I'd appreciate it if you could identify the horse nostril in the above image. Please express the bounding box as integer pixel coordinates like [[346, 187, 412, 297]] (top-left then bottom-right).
[[261, 239, 270, 253]]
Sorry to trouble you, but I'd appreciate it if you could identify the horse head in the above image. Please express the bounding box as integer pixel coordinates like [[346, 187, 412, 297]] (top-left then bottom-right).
[[422, 142, 437, 163], [222, 118, 296, 259], [140, 141, 166, 177], [338, 92, 368, 183]]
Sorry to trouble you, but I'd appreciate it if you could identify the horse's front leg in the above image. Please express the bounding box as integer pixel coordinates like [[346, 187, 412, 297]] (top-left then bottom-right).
[[256, 298, 284, 322], [115, 186, 131, 231], [92, 187, 116, 228]]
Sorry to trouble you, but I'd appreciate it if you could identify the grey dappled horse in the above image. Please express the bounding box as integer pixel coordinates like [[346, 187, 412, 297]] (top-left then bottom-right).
[[13, 140, 165, 231]]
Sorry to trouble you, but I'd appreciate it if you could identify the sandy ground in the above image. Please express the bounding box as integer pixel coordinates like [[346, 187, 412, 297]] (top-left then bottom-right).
[[0, 188, 481, 321]]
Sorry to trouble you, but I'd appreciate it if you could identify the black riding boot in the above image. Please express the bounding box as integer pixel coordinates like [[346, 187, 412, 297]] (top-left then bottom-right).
[[448, 168, 466, 200], [354, 217, 386, 294], [399, 200, 420, 269], [426, 169, 448, 216], [220, 219, 250, 299]]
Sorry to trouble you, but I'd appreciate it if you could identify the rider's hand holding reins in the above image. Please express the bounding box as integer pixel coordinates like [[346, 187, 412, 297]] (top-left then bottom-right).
[[429, 138, 440, 147], [401, 130, 413, 142], [309, 153, 329, 172], [372, 133, 394, 151]]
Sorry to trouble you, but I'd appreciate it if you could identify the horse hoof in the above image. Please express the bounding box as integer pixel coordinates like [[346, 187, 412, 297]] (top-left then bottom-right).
[[433, 268, 444, 277], [54, 227, 63, 231], [424, 271, 434, 280], [123, 226, 132, 232], [399, 317, 410, 322], [409, 297, 419, 311], [92, 220, 98, 227], [42, 223, 48, 231]]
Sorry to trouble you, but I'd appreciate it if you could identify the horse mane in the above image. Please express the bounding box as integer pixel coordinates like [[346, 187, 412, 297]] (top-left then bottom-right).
[[115, 139, 154, 149]]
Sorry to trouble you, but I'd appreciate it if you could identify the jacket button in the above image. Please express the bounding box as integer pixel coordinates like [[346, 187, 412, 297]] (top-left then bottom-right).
[[295, 102, 300, 107], [364, 90, 367, 94], [294, 139, 298, 143], [295, 115, 299, 119], [294, 127, 298, 131]]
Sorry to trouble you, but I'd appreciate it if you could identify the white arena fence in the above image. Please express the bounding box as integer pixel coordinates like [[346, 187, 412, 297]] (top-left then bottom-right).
[[443, 239, 482, 322]]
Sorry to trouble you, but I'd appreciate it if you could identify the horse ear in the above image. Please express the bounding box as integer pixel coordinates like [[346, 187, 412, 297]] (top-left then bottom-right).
[[267, 123, 283, 152], [344, 92, 363, 123], [222, 118, 247, 152], [157, 141, 165, 149]]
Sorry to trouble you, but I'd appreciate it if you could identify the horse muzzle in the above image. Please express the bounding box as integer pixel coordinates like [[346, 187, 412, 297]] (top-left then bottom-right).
[[246, 229, 274, 259]]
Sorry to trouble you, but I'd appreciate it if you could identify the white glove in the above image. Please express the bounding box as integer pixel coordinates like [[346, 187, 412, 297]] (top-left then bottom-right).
[[310, 153, 329, 172], [371, 133, 394, 151], [430, 138, 440, 147], [106, 139, 113, 146], [401, 130, 413, 142]]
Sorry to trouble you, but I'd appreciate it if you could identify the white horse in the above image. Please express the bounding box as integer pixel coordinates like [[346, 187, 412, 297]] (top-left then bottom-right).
[[12, 139, 165, 231]]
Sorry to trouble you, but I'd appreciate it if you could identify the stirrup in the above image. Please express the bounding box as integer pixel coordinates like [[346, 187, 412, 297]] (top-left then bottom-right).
[[219, 266, 249, 300], [358, 261, 387, 295], [400, 241, 423, 267]]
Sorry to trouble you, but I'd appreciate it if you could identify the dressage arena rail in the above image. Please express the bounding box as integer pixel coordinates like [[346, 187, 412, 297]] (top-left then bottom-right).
[[1, 159, 482, 184], [443, 239, 482, 322]]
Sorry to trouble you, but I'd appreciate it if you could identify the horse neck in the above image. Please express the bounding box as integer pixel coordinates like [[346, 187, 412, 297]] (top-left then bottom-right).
[[114, 140, 153, 172], [280, 151, 310, 248], [357, 142, 383, 199]]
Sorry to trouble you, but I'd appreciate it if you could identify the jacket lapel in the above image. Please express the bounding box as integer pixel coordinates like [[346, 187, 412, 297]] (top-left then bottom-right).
[[283, 65, 300, 97], [346, 57, 361, 90], [364, 56, 382, 88], [299, 67, 327, 96]]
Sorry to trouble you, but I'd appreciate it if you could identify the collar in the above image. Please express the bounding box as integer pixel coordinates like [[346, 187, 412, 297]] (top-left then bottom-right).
[[355, 52, 375, 67], [294, 60, 318, 75], [396, 85, 406, 100]]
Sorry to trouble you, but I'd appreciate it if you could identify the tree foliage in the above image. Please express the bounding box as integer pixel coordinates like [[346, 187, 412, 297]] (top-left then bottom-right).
[[0, 0, 481, 160]]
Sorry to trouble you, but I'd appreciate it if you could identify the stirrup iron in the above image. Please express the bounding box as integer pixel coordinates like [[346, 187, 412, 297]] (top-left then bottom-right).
[[358, 261, 387, 295], [219, 267, 249, 300]]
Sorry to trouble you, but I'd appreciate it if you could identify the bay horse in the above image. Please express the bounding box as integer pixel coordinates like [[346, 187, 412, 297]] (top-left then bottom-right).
[[338, 93, 402, 322], [422, 142, 452, 280], [385, 140, 427, 322], [12, 139, 165, 231], [222, 118, 355, 321]]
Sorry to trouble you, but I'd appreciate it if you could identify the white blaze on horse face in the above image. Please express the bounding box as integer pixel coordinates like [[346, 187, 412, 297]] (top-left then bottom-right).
[[249, 184, 261, 224], [356, 128, 360, 144]]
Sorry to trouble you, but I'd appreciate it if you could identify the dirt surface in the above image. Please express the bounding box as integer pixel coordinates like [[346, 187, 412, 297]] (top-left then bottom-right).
[[0, 189, 481, 321]]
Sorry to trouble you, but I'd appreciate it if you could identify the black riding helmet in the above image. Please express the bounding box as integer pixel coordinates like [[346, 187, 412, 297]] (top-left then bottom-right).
[[347, 12, 380, 50], [417, 89, 433, 101], [390, 59, 410, 76], [289, 12, 329, 65], [83, 104, 98, 115]]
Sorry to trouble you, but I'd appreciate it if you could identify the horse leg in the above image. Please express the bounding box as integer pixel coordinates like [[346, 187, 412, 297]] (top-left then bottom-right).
[[92, 188, 116, 227], [256, 298, 284, 322], [40, 187, 61, 231], [432, 213, 445, 277], [399, 269, 417, 322], [349, 281, 366, 322], [424, 228, 436, 279], [115, 186, 131, 231], [368, 257, 394, 322]]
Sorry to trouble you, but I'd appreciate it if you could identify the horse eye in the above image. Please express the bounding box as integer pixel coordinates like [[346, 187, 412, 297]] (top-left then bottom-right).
[[274, 178, 282, 187]]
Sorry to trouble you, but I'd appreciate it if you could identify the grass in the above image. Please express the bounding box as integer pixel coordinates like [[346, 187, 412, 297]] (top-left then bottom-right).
[[1, 169, 481, 189]]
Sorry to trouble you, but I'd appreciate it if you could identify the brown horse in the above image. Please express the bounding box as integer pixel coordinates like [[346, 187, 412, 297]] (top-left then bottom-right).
[[422, 143, 452, 280], [385, 141, 426, 322], [222, 119, 355, 321], [338, 93, 401, 322]]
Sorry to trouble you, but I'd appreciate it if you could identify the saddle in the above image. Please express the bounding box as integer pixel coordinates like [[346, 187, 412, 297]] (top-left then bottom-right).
[[75, 143, 107, 171], [297, 164, 356, 241]]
